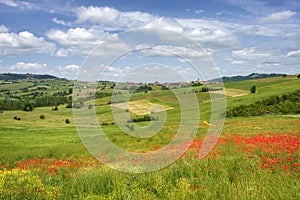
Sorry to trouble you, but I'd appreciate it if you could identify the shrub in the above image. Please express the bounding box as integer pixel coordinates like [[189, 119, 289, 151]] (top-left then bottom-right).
[[39, 114, 45, 120], [0, 169, 59, 199], [297, 74, 300, 79], [52, 106, 58, 111], [250, 85, 257, 94], [226, 90, 300, 117], [65, 118, 70, 124], [201, 86, 209, 92]]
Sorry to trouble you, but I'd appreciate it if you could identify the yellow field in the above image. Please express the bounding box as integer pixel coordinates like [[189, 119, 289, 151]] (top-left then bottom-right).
[[211, 88, 249, 97], [112, 100, 173, 115]]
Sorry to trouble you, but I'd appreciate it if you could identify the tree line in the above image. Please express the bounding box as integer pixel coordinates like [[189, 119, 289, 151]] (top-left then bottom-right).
[[226, 90, 300, 117]]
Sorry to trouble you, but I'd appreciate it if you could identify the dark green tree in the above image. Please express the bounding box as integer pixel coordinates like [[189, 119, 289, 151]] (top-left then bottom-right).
[[250, 85, 257, 94], [65, 118, 70, 124]]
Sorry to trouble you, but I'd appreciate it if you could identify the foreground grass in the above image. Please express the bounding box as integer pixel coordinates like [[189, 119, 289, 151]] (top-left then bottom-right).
[[0, 115, 299, 199]]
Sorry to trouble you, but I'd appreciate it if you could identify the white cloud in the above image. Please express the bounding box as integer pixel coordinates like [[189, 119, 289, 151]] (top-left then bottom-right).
[[10, 62, 47, 71], [0, 25, 8, 33], [53, 48, 69, 57], [47, 27, 129, 56], [185, 28, 237, 48], [76, 6, 155, 30], [0, 0, 18, 7], [52, 18, 72, 26], [147, 45, 211, 59], [0, 0, 35, 9], [231, 60, 248, 65], [262, 10, 297, 22], [286, 49, 300, 58], [232, 47, 270, 60], [0, 30, 56, 56], [195, 10, 204, 14], [64, 64, 80, 71], [143, 17, 183, 33]]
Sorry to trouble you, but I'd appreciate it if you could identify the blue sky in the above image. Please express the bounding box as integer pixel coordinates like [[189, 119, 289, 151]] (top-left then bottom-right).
[[0, 0, 299, 81]]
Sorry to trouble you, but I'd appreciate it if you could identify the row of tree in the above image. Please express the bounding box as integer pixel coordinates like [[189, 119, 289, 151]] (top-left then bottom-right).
[[0, 95, 70, 111]]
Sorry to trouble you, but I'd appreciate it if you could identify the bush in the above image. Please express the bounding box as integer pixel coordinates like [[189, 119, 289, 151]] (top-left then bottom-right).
[[297, 74, 300, 78], [201, 86, 209, 92], [0, 169, 59, 199], [65, 118, 70, 124], [52, 106, 58, 111], [127, 115, 158, 123], [226, 90, 300, 117], [39, 114, 45, 120], [13, 116, 21, 120], [250, 85, 257, 94]]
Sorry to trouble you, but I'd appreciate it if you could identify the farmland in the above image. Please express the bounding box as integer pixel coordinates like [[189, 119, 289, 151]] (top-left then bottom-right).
[[0, 75, 299, 199]]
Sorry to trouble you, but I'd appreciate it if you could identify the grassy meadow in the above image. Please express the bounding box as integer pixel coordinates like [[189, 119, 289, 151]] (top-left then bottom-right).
[[0, 75, 299, 199]]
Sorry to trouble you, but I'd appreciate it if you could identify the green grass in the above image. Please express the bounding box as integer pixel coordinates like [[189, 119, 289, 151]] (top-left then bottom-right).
[[0, 76, 299, 199], [0, 82, 34, 90]]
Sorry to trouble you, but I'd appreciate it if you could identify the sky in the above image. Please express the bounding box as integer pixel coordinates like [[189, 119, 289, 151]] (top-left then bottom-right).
[[0, 0, 299, 81]]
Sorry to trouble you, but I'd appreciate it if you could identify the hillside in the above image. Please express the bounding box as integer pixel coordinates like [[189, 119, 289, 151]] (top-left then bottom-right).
[[211, 73, 286, 82], [0, 73, 58, 81]]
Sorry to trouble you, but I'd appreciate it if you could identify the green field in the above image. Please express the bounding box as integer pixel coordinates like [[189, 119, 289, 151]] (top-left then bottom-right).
[[0, 76, 299, 199]]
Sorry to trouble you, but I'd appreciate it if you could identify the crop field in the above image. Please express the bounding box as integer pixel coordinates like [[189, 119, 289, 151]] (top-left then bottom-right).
[[0, 76, 299, 199]]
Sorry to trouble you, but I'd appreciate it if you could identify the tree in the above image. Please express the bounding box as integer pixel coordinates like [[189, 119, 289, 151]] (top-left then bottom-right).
[[23, 102, 34, 112], [250, 85, 257, 94], [297, 74, 300, 79], [65, 118, 70, 124]]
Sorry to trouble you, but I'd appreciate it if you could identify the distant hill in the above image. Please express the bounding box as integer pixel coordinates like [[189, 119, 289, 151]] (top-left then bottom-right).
[[211, 73, 286, 82], [0, 73, 58, 81]]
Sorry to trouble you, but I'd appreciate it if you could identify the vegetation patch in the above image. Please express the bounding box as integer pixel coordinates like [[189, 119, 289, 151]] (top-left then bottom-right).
[[226, 90, 300, 117]]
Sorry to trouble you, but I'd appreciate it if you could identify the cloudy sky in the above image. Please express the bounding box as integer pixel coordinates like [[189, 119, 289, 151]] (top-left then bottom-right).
[[0, 0, 299, 81]]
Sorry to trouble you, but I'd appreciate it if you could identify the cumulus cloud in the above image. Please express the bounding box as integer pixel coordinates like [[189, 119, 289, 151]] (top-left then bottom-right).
[[286, 49, 300, 58], [0, 30, 56, 56], [143, 17, 183, 33], [60, 64, 80, 71], [262, 10, 297, 22], [47, 27, 129, 56], [0, 25, 8, 33], [8, 62, 47, 73], [76, 6, 155, 30], [185, 28, 237, 48]]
